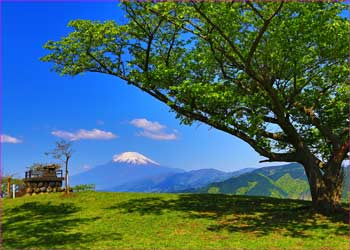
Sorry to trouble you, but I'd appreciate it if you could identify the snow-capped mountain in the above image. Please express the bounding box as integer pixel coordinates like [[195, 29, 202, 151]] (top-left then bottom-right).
[[112, 152, 160, 165], [70, 152, 184, 190], [70, 151, 256, 192]]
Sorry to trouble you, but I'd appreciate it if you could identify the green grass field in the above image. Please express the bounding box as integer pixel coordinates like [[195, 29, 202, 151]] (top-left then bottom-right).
[[2, 192, 349, 249]]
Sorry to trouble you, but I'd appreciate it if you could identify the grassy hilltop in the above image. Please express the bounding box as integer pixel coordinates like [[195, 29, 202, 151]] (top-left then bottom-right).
[[2, 192, 349, 250]]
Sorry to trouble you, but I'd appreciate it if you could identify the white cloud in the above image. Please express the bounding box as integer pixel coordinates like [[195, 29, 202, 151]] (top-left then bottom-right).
[[51, 129, 117, 141], [130, 118, 178, 141], [130, 118, 165, 132], [138, 131, 177, 140], [0, 134, 22, 144]]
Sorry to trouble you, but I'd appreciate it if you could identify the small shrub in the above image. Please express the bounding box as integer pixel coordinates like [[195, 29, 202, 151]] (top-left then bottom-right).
[[73, 184, 95, 192]]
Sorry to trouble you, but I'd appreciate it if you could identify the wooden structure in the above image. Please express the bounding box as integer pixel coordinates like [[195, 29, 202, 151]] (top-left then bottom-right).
[[23, 164, 65, 195]]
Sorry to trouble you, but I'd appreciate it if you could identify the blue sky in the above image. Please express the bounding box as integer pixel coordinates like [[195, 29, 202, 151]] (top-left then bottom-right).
[[1, 2, 287, 177]]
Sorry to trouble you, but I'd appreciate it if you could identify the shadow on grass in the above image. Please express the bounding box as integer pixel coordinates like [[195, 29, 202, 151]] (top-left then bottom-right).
[[107, 194, 348, 238], [3, 201, 121, 249]]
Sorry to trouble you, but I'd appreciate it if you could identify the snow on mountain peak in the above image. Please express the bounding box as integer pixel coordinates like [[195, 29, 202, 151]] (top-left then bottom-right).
[[112, 152, 160, 165]]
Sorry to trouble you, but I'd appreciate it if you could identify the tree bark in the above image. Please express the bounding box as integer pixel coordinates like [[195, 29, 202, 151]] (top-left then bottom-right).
[[302, 158, 344, 213]]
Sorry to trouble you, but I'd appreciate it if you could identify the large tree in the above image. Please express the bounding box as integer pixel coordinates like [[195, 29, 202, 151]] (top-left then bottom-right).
[[41, 2, 349, 212]]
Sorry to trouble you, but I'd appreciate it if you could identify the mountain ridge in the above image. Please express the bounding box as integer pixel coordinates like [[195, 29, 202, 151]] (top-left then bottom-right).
[[71, 151, 256, 192], [71, 161, 184, 190], [108, 167, 255, 193], [189, 163, 349, 202]]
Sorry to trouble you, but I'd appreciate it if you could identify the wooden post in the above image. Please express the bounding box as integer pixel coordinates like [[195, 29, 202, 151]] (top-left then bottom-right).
[[7, 177, 11, 198], [12, 184, 16, 199]]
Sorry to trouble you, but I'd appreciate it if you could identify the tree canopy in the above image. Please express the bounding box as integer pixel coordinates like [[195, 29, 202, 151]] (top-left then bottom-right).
[[41, 2, 349, 210]]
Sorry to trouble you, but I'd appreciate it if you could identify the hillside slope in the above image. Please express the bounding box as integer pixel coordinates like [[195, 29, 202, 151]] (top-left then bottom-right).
[[193, 163, 349, 201]]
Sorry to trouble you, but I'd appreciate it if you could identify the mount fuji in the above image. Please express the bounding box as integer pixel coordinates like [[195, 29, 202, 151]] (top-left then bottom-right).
[[70, 152, 184, 190]]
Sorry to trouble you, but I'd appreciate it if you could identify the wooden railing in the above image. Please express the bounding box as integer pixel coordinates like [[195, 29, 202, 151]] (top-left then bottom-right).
[[25, 169, 63, 179]]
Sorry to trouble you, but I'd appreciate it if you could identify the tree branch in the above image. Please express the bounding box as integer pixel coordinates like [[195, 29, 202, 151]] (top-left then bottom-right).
[[293, 101, 340, 149], [246, 2, 284, 67], [190, 1, 246, 64], [125, 5, 150, 35], [165, 27, 179, 67], [86, 40, 301, 165], [259, 152, 297, 163], [246, 2, 266, 21], [144, 19, 163, 73], [324, 138, 349, 174]]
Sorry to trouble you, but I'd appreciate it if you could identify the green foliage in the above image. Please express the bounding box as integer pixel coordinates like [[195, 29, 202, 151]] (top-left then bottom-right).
[[41, 2, 350, 206], [41, 2, 349, 165], [2, 192, 348, 249], [72, 184, 95, 192]]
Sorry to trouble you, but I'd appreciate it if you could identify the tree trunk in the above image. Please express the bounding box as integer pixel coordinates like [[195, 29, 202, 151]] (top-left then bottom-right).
[[303, 159, 344, 213], [65, 159, 69, 194]]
